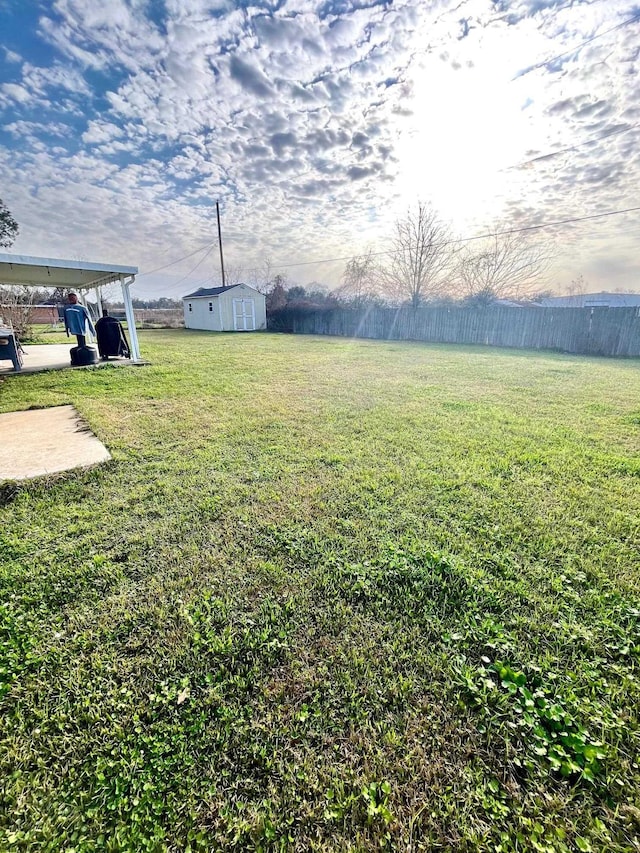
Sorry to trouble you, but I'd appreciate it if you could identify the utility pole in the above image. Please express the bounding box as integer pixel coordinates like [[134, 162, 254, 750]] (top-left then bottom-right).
[[216, 200, 226, 287]]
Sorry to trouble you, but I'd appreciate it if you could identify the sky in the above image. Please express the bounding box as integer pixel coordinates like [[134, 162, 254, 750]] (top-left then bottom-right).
[[1, 0, 639, 299]]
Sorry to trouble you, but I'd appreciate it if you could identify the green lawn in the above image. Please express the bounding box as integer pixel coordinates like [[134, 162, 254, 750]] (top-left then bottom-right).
[[27, 324, 133, 345], [27, 324, 72, 344], [1, 330, 639, 852]]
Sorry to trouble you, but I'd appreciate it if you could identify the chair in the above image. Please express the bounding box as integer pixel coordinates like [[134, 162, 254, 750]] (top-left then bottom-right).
[[0, 323, 23, 371]]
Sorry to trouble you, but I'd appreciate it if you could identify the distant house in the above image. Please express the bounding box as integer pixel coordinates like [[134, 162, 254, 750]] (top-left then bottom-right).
[[0, 304, 58, 324], [33, 304, 60, 323], [540, 292, 640, 308], [182, 284, 266, 331]]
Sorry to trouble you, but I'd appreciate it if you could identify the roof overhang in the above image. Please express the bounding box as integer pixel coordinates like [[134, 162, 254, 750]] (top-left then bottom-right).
[[0, 252, 138, 290]]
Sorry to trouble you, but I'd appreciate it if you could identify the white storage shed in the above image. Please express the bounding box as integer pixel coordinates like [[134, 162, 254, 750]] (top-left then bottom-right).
[[183, 284, 266, 332]]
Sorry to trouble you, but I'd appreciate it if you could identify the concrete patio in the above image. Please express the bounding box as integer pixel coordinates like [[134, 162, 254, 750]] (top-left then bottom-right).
[[0, 344, 134, 375], [0, 405, 111, 481]]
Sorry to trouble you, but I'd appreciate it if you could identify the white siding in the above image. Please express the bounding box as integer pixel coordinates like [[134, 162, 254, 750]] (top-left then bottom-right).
[[183, 285, 266, 332], [183, 297, 221, 330]]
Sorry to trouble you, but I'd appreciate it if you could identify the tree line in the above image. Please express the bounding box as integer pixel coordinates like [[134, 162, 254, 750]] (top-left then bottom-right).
[[238, 203, 553, 313], [1, 197, 554, 319], [334, 202, 552, 309]]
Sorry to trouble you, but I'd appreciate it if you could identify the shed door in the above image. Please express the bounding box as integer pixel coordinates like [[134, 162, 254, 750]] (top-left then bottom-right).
[[233, 298, 255, 331]]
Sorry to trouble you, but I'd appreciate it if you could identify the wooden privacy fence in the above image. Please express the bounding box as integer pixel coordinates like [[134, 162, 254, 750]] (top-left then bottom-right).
[[269, 306, 640, 357]]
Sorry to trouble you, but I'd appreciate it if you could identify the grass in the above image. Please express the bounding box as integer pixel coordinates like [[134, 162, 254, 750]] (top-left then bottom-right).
[[21, 325, 74, 345], [1, 329, 639, 852], [26, 324, 132, 345]]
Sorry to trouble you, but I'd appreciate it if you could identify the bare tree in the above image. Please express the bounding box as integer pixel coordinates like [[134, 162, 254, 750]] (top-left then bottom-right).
[[244, 258, 291, 296], [567, 274, 587, 297], [523, 289, 554, 304], [0, 198, 19, 249], [379, 203, 454, 308], [335, 250, 380, 307], [221, 262, 245, 286], [0, 286, 36, 340], [456, 229, 551, 303]]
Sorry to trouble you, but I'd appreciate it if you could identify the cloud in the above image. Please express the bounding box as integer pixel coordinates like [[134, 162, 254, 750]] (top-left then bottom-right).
[[0, 82, 31, 104], [37, 0, 165, 72], [5, 120, 74, 140], [0, 0, 638, 295], [82, 121, 126, 145], [269, 131, 297, 155], [0, 59, 91, 114], [229, 55, 274, 96], [3, 48, 21, 63]]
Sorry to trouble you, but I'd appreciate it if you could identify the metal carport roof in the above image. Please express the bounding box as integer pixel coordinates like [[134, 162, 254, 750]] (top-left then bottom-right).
[[0, 252, 137, 289]]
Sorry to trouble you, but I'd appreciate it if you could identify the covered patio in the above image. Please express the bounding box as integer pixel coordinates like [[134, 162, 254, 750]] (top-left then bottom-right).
[[0, 343, 138, 375], [0, 252, 141, 370]]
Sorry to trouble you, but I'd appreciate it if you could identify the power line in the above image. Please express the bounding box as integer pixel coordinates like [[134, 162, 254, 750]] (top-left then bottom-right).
[[136, 242, 215, 277], [127, 11, 639, 266], [156, 244, 218, 294], [128, 7, 640, 290], [513, 11, 640, 80], [131, 205, 640, 290], [235, 205, 640, 272], [506, 122, 639, 170], [482, 205, 640, 236]]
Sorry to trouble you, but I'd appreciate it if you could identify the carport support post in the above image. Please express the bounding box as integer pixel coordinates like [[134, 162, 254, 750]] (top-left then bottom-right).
[[94, 286, 103, 318], [79, 291, 96, 342], [120, 275, 141, 361]]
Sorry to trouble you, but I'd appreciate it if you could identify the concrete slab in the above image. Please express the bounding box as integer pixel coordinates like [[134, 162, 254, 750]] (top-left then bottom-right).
[[0, 344, 135, 375], [0, 405, 111, 481]]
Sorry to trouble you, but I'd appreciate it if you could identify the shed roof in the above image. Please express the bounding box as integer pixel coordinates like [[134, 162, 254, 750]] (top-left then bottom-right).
[[183, 285, 242, 299], [0, 252, 138, 289]]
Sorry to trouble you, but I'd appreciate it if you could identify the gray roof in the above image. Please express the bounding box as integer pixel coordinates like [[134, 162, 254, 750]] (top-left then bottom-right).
[[183, 285, 241, 299], [540, 291, 640, 308]]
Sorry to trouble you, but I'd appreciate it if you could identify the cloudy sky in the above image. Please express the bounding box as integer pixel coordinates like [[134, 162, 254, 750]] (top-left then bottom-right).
[[1, 0, 639, 298]]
